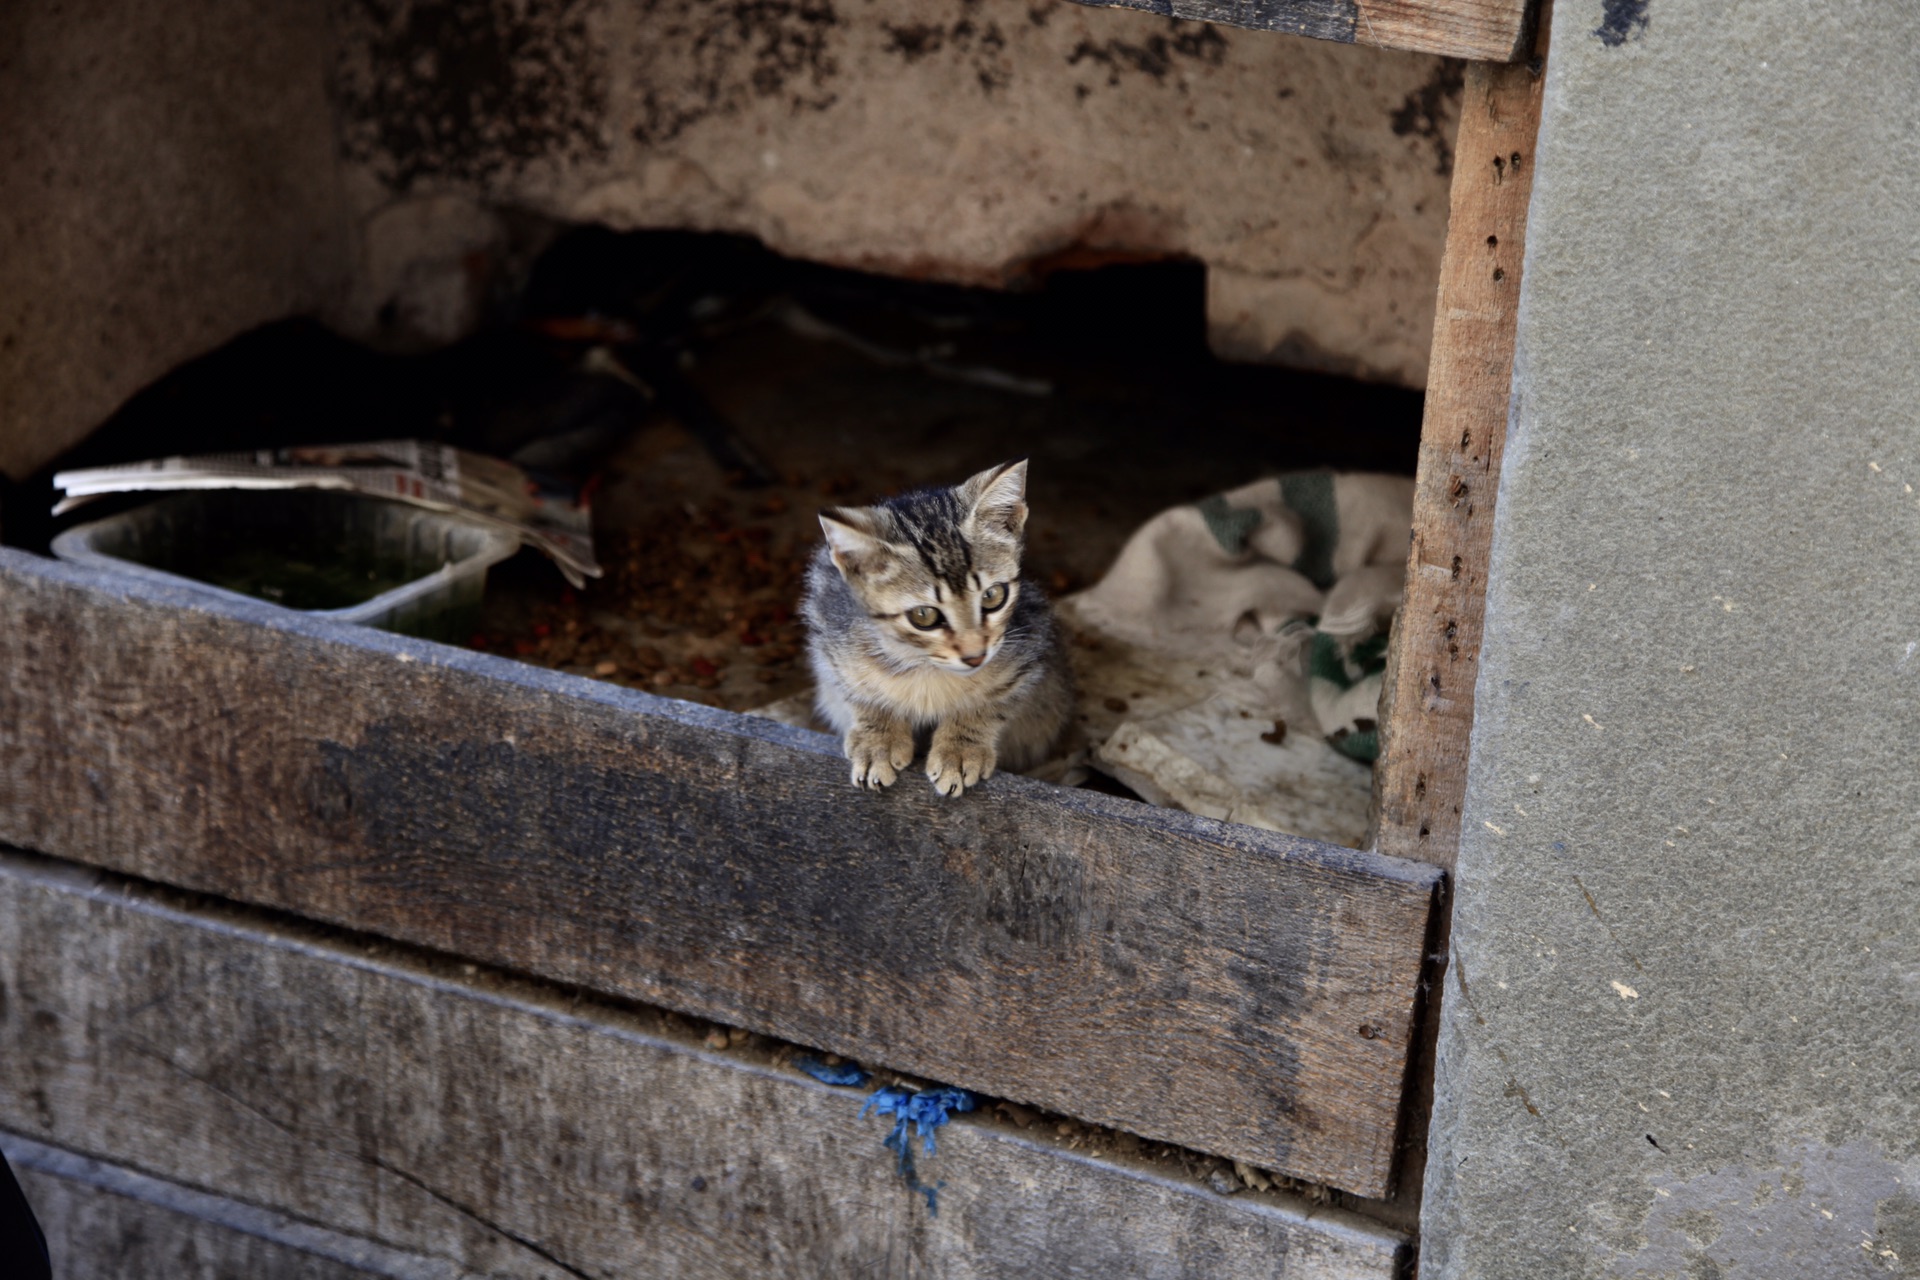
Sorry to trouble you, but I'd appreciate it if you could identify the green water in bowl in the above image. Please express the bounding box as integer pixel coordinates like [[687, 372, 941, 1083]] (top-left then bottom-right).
[[150, 535, 429, 610]]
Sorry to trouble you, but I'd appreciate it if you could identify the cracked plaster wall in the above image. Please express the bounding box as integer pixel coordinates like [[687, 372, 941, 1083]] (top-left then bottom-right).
[[329, 0, 1461, 384], [1425, 2, 1920, 1275], [1, 0, 1458, 482]]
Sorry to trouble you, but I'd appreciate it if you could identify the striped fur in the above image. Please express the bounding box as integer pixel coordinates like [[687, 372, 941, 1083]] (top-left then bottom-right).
[[802, 460, 1072, 796]]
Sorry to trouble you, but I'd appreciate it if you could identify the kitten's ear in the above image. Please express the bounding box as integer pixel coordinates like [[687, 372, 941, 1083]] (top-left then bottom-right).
[[960, 459, 1029, 538], [819, 508, 889, 579]]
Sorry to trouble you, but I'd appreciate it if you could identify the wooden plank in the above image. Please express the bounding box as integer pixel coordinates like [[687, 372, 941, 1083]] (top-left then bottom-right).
[[10, 1136, 455, 1280], [0, 851, 1409, 1278], [1371, 2, 1552, 1245], [19, 1172, 395, 1280], [0, 552, 1439, 1196], [1073, 0, 1535, 62], [1370, 18, 1549, 873]]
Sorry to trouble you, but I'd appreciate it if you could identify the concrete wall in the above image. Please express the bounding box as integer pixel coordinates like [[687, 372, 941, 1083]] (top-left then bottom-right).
[[0, 0, 357, 482], [330, 0, 1461, 382], [0, 0, 1458, 482], [1425, 2, 1920, 1275]]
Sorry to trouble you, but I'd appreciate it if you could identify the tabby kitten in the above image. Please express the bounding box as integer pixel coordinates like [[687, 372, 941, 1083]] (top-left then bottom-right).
[[803, 460, 1072, 796]]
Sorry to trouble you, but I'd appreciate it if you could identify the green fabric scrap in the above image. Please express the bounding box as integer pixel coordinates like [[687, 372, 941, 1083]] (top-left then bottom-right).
[[1329, 722, 1379, 762], [1194, 494, 1263, 556], [1309, 631, 1389, 763], [1279, 472, 1339, 588], [1309, 632, 1386, 688]]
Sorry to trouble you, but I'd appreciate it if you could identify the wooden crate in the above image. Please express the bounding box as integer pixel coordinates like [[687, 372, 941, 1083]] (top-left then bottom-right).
[[0, 551, 1440, 1199], [0, 850, 1410, 1278], [0, 1, 1549, 1268]]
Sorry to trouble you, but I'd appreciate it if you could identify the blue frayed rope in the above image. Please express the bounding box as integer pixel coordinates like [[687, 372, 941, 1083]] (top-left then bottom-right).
[[859, 1085, 978, 1214], [793, 1055, 869, 1087], [861, 1085, 977, 1157]]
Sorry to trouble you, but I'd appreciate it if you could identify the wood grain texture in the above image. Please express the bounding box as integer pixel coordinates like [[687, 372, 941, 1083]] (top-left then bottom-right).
[[0, 551, 1439, 1196], [1370, 35, 1549, 872], [11, 1137, 454, 1280], [1073, 0, 1534, 61], [0, 852, 1408, 1278], [19, 1175, 391, 1280]]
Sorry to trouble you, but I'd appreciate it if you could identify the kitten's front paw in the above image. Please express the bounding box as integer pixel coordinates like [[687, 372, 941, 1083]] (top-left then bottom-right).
[[846, 721, 915, 791], [926, 734, 996, 798]]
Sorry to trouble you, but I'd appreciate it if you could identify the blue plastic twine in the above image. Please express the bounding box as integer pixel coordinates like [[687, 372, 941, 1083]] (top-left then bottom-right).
[[859, 1085, 979, 1214]]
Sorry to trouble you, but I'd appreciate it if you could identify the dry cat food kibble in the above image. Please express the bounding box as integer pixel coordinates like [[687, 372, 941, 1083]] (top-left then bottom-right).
[[472, 490, 811, 711]]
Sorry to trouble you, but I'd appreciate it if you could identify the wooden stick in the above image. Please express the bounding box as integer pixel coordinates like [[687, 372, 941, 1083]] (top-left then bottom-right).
[[1371, 18, 1550, 873], [1075, 0, 1536, 62], [1370, 3, 1552, 1244]]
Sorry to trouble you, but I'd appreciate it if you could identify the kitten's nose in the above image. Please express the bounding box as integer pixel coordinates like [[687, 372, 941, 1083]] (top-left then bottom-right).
[[960, 652, 986, 668]]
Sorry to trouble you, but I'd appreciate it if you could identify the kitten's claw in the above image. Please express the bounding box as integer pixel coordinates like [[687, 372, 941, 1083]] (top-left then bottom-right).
[[851, 756, 896, 790], [846, 721, 914, 791], [926, 736, 996, 798]]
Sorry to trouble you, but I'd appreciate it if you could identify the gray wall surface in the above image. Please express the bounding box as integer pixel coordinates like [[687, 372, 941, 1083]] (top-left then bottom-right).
[[1424, 2, 1920, 1275], [328, 0, 1460, 385], [0, 0, 356, 483], [0, 0, 1461, 483]]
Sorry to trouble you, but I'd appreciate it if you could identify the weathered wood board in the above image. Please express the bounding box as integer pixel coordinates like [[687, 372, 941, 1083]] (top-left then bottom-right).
[[1369, 2, 1551, 1237], [1072, 0, 1535, 62], [0, 551, 1439, 1195], [1370, 21, 1549, 873], [11, 1136, 452, 1280], [0, 852, 1408, 1278]]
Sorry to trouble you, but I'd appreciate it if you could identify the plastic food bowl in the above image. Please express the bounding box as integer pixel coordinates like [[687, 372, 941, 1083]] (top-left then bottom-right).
[[52, 490, 519, 641]]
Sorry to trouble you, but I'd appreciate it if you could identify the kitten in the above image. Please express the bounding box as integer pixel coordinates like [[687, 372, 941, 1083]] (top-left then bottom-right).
[[802, 460, 1072, 796]]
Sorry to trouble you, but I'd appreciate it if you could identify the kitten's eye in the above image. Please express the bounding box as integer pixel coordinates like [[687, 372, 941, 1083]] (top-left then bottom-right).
[[906, 605, 944, 630], [981, 582, 1009, 612]]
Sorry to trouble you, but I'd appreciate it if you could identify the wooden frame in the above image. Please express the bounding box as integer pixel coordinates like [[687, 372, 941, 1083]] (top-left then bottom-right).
[[1368, 0, 1550, 1229], [0, 551, 1440, 1198], [0, 6, 1552, 1267], [1060, 0, 1556, 1225], [1372, 2, 1547, 872], [0, 850, 1410, 1277], [1074, 0, 1537, 61]]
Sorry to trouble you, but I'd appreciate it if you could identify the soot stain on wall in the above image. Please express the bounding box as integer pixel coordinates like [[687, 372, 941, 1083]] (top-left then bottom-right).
[[879, 9, 1016, 95], [335, 0, 609, 190], [631, 1, 844, 148], [1389, 58, 1466, 176], [1065, 21, 1227, 93], [1594, 0, 1650, 47]]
